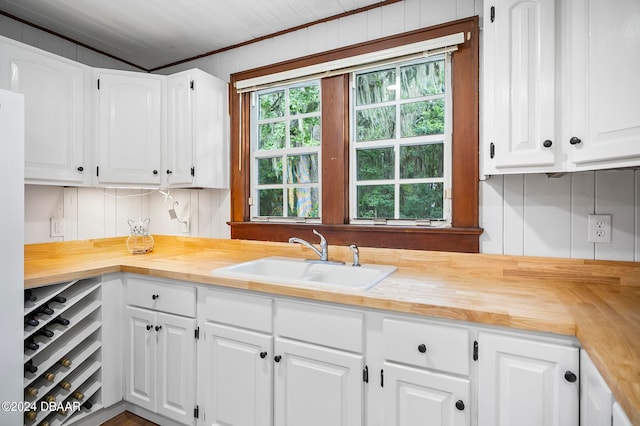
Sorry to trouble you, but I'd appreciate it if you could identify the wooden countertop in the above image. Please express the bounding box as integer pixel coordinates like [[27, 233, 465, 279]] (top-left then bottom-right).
[[25, 235, 640, 424]]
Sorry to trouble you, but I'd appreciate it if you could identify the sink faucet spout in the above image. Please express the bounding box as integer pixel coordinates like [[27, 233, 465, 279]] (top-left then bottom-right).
[[288, 229, 328, 261]]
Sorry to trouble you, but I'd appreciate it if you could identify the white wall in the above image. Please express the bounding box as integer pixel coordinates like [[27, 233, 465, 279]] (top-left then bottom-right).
[[6, 1, 640, 261]]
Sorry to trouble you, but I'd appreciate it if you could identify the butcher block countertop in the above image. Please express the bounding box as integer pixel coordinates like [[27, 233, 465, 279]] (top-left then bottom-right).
[[25, 235, 640, 423]]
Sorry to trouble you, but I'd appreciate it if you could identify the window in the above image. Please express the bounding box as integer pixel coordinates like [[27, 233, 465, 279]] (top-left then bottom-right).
[[351, 56, 451, 224], [251, 82, 321, 220], [230, 18, 481, 252]]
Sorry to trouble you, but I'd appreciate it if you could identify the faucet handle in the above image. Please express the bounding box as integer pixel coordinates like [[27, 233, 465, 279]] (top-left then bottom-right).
[[312, 229, 326, 246], [349, 244, 361, 267]]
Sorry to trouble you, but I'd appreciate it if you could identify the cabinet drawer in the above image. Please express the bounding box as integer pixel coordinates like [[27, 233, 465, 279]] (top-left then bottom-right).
[[383, 318, 470, 375], [204, 288, 273, 333], [276, 300, 363, 353], [125, 276, 196, 317]]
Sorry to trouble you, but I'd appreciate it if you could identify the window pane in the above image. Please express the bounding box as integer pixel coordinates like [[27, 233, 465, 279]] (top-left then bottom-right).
[[259, 90, 285, 119], [399, 144, 443, 179], [357, 185, 395, 218], [356, 69, 396, 106], [257, 157, 283, 184], [290, 117, 321, 147], [399, 183, 443, 219], [356, 106, 396, 141], [400, 99, 444, 137], [287, 187, 319, 218], [258, 189, 283, 216], [287, 154, 319, 184], [258, 122, 286, 150], [290, 85, 320, 114], [357, 148, 394, 180], [400, 60, 445, 99]]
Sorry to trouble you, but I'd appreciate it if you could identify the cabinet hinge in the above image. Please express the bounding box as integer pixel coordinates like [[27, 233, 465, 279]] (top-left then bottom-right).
[[195, 326, 200, 340], [97, 79, 100, 90], [473, 340, 479, 361], [380, 369, 384, 388], [96, 166, 99, 177], [490, 6, 495, 22], [194, 405, 199, 419], [191, 166, 195, 177], [190, 80, 195, 90], [490, 142, 495, 159], [363, 365, 369, 383]]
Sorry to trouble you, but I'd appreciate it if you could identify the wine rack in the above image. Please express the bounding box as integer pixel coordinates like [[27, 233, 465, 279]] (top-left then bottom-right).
[[23, 277, 104, 426]]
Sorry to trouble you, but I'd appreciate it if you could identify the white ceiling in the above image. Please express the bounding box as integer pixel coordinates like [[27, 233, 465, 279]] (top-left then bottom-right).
[[0, 0, 388, 70]]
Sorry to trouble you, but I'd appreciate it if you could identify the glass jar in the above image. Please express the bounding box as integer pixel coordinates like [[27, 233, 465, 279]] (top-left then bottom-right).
[[126, 218, 154, 254]]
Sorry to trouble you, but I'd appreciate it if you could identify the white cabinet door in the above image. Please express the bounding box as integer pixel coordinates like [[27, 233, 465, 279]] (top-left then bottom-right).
[[483, 0, 559, 174], [0, 39, 89, 185], [478, 332, 579, 426], [166, 72, 195, 187], [124, 306, 156, 412], [580, 350, 612, 426], [156, 312, 197, 425], [566, 0, 640, 170], [166, 69, 229, 189], [384, 362, 470, 426], [96, 70, 162, 185], [201, 323, 272, 426], [274, 338, 364, 426], [613, 402, 633, 426]]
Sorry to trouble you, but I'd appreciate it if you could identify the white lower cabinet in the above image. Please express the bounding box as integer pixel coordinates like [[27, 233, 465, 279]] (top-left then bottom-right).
[[477, 332, 579, 426], [274, 338, 363, 426], [201, 323, 272, 426], [380, 317, 471, 426], [124, 277, 198, 425], [383, 363, 470, 426]]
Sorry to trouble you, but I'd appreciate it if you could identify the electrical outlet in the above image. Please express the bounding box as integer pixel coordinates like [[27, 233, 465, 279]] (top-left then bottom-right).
[[587, 214, 611, 243], [50, 217, 64, 237]]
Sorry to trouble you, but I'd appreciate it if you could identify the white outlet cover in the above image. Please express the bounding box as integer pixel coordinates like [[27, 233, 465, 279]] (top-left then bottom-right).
[[587, 214, 612, 244]]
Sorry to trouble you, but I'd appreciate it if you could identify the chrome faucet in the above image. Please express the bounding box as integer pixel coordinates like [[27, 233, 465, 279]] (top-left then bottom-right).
[[288, 229, 333, 262], [289, 229, 328, 261]]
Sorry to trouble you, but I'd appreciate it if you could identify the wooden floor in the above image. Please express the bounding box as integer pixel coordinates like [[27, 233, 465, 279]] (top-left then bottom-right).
[[100, 412, 158, 426]]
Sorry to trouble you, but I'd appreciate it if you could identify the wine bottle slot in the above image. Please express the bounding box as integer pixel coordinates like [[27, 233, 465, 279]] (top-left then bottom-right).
[[42, 372, 55, 382], [37, 328, 54, 338], [59, 357, 72, 368], [58, 380, 71, 390], [24, 316, 39, 327], [24, 360, 38, 374], [38, 421, 51, 426], [82, 400, 93, 410], [58, 407, 68, 416], [71, 390, 84, 400], [36, 305, 54, 316], [53, 316, 70, 326], [24, 410, 37, 420], [25, 386, 38, 397], [24, 337, 39, 351], [24, 289, 37, 302], [44, 394, 56, 403], [51, 295, 66, 304]]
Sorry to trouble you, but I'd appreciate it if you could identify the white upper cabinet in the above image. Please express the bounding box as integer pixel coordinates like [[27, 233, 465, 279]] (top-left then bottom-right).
[[483, 0, 559, 174], [482, 0, 640, 176], [95, 69, 163, 186], [166, 69, 229, 188], [564, 0, 640, 170], [0, 36, 91, 185]]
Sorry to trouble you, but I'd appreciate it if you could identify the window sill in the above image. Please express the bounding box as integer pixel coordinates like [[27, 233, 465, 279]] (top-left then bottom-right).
[[229, 222, 482, 253]]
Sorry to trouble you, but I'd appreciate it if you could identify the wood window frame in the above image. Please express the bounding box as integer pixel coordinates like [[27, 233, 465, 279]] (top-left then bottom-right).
[[229, 17, 481, 253]]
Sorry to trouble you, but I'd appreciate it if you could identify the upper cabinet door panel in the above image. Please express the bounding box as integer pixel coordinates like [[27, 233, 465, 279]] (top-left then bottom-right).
[[487, 0, 559, 172], [166, 72, 195, 187], [0, 41, 88, 184], [567, 0, 640, 170], [96, 71, 162, 186]]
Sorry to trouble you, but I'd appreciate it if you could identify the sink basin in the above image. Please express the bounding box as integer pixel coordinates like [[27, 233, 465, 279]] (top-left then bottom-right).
[[211, 256, 396, 291]]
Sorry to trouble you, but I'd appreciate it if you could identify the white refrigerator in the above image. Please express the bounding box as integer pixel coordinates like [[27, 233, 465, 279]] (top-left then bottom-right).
[[0, 89, 24, 424]]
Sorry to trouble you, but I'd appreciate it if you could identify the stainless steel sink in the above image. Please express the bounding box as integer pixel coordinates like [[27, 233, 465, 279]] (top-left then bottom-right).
[[211, 256, 396, 291]]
